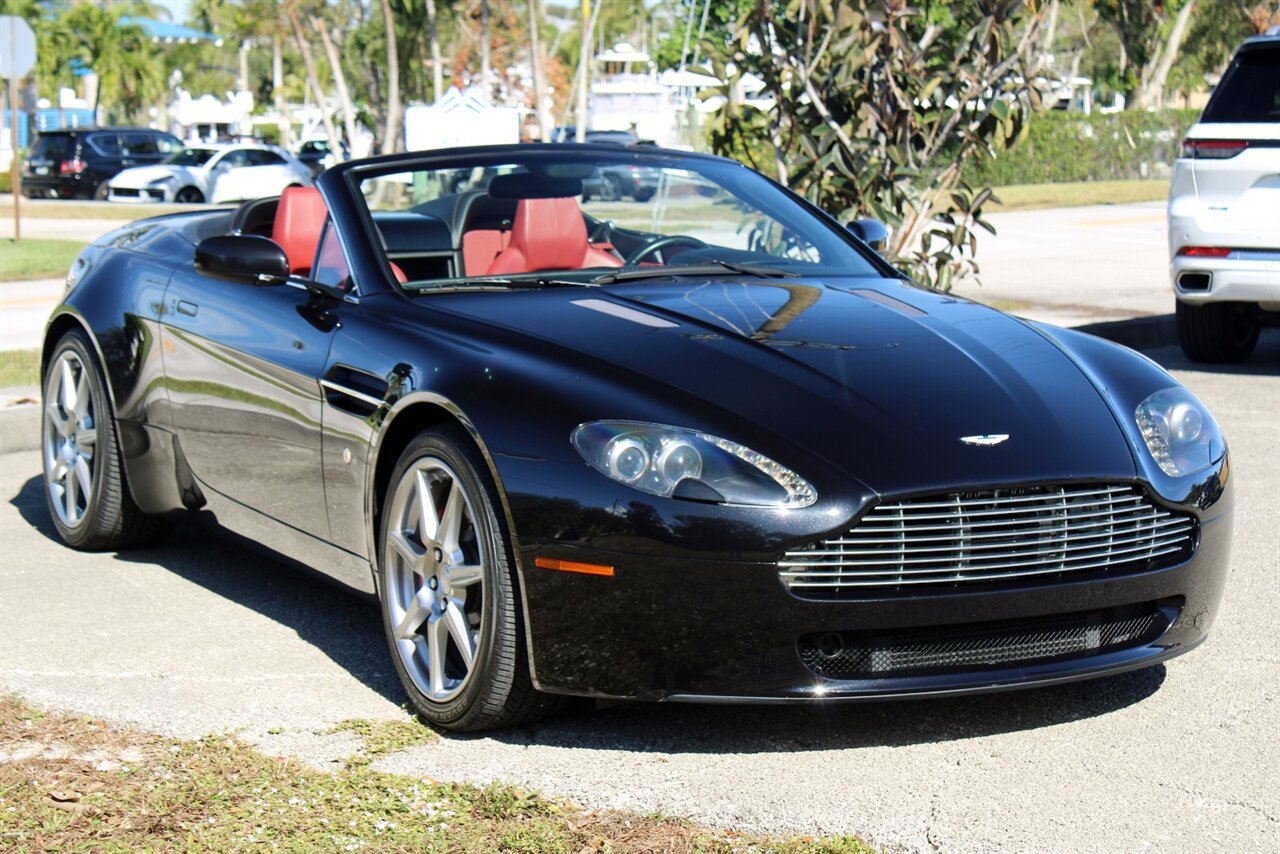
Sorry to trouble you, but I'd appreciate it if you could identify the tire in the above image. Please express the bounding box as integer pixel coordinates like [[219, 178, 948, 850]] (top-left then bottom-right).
[[174, 186, 204, 204], [94, 181, 110, 201], [1176, 300, 1260, 363], [633, 188, 655, 202], [602, 174, 623, 201], [41, 331, 168, 550], [378, 426, 560, 731]]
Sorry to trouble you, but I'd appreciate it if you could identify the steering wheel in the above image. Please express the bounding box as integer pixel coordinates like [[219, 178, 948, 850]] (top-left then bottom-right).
[[624, 235, 707, 266]]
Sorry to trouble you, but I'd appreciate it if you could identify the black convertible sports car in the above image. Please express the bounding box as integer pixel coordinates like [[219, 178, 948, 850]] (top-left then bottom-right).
[[41, 145, 1232, 731]]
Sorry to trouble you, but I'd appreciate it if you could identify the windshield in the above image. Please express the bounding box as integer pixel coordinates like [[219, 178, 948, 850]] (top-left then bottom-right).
[[163, 148, 216, 167], [354, 150, 885, 289]]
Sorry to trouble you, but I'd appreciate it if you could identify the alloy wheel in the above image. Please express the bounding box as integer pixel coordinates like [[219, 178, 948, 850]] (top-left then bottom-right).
[[43, 351, 97, 528], [385, 457, 486, 702]]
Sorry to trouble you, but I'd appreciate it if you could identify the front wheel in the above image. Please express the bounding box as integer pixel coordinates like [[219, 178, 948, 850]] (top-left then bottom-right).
[[42, 331, 168, 549], [1176, 300, 1260, 363], [174, 186, 204, 204], [94, 181, 110, 201], [378, 427, 557, 731]]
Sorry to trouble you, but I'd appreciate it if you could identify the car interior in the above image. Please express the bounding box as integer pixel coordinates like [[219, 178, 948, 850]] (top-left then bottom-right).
[[225, 170, 678, 289]]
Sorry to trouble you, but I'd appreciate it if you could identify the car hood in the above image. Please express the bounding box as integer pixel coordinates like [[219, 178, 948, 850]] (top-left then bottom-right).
[[431, 277, 1139, 495], [110, 165, 195, 187]]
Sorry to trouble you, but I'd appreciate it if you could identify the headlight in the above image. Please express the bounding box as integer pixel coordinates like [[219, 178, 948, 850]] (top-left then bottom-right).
[[1134, 387, 1223, 477], [147, 176, 176, 186], [572, 420, 816, 508]]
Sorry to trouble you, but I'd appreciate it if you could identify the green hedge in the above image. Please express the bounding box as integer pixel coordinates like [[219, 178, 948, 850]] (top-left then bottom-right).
[[0, 172, 10, 194], [965, 108, 1200, 186]]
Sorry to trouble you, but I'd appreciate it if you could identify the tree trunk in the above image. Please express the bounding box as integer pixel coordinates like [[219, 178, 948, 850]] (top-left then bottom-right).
[[527, 0, 548, 140], [379, 0, 401, 154], [1131, 0, 1197, 110], [480, 0, 492, 96], [285, 1, 342, 157], [427, 0, 443, 102], [313, 13, 358, 159]]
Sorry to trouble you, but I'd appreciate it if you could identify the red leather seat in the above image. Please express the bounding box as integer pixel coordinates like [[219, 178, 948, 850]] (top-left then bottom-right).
[[486, 197, 621, 276], [272, 186, 328, 275]]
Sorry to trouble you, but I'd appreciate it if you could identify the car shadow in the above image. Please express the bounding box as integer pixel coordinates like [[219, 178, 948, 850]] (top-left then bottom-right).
[[9, 474, 405, 709], [1144, 326, 1280, 377], [10, 473, 1167, 752]]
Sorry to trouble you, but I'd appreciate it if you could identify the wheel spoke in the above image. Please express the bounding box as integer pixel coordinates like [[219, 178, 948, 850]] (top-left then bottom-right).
[[438, 480, 463, 553], [59, 358, 77, 414], [442, 599, 475, 669], [73, 457, 92, 505], [73, 368, 90, 420], [63, 461, 79, 520], [388, 529, 425, 571], [448, 562, 484, 589], [415, 470, 440, 545], [45, 400, 70, 437], [394, 587, 433, 640], [428, 614, 448, 697], [77, 427, 97, 457]]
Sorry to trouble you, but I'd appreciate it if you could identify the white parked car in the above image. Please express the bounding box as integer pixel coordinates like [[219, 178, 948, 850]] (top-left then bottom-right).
[[107, 143, 313, 205], [1167, 28, 1280, 362]]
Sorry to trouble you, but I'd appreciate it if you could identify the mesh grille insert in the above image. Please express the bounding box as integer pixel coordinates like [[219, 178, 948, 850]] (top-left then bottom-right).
[[798, 601, 1172, 679], [781, 484, 1196, 597]]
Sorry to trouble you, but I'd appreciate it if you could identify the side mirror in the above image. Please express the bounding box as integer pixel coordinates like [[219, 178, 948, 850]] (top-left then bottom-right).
[[847, 219, 889, 253], [195, 234, 289, 280]]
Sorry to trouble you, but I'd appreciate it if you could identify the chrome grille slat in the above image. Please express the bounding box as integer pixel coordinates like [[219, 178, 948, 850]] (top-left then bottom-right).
[[783, 545, 1186, 588], [787, 516, 1190, 555], [845, 503, 1157, 533], [780, 531, 1190, 575], [780, 484, 1196, 596], [780, 528, 1191, 566]]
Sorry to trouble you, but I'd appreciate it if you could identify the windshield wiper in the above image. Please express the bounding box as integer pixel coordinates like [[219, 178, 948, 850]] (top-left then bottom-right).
[[593, 259, 800, 284]]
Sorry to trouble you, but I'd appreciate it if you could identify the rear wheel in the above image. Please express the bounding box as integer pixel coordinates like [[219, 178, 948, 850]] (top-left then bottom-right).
[[42, 331, 168, 549], [378, 427, 559, 731], [174, 186, 204, 204], [1176, 300, 1260, 363]]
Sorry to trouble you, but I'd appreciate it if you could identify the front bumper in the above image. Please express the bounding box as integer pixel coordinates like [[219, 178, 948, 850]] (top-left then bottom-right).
[[107, 185, 173, 203], [519, 482, 1232, 703]]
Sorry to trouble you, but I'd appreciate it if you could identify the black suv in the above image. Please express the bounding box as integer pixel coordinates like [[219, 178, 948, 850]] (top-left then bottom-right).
[[22, 128, 183, 200]]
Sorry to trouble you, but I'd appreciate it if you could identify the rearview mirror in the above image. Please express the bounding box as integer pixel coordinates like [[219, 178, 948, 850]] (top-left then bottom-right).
[[195, 235, 289, 280], [846, 219, 889, 253]]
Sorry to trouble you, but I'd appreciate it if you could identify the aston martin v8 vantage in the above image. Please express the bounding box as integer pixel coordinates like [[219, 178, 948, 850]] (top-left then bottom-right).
[[40, 145, 1232, 731]]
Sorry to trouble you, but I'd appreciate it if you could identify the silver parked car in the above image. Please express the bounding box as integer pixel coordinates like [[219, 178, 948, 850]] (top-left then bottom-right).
[[1167, 27, 1280, 362]]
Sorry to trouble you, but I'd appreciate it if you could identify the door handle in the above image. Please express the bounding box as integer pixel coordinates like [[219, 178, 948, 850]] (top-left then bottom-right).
[[176, 300, 199, 317]]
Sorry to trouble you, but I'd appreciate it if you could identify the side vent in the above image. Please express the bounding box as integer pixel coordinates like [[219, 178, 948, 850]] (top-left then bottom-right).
[[320, 365, 389, 418]]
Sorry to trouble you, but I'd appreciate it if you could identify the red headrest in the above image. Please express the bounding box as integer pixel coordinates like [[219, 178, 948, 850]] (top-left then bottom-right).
[[272, 186, 328, 274], [508, 197, 590, 271]]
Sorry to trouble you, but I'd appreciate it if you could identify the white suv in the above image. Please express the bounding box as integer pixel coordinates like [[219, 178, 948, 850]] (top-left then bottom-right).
[[1168, 30, 1280, 362]]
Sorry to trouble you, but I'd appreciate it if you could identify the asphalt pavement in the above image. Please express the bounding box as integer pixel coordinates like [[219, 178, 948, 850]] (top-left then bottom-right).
[[2, 202, 1278, 852]]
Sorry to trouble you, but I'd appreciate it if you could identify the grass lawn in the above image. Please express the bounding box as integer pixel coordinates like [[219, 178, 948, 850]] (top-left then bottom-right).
[[989, 179, 1169, 211], [0, 696, 877, 853], [0, 239, 85, 281], [0, 349, 41, 388]]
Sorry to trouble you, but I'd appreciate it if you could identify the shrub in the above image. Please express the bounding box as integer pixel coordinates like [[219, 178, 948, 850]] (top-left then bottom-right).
[[965, 108, 1200, 186]]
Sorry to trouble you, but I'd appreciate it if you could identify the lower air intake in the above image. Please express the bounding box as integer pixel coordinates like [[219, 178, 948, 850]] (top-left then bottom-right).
[[798, 600, 1174, 679]]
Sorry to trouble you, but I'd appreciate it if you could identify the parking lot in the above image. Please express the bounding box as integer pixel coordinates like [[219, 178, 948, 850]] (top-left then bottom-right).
[[1, 202, 1278, 852]]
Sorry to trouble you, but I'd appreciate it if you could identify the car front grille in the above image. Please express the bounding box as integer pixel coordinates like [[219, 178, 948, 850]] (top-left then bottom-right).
[[797, 600, 1174, 678], [109, 187, 141, 198], [780, 484, 1195, 597]]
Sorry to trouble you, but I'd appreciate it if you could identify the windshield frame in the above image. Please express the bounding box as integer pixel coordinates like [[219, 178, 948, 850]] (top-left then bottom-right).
[[331, 145, 899, 296]]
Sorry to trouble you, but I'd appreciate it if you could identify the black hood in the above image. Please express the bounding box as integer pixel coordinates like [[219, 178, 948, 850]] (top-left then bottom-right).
[[429, 277, 1138, 496]]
